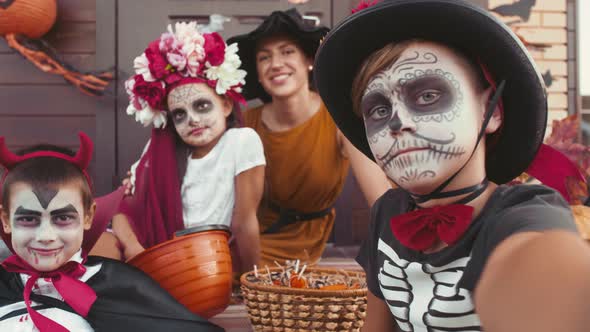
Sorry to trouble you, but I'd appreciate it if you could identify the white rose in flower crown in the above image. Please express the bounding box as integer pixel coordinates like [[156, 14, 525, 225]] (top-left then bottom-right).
[[127, 99, 167, 128], [133, 53, 155, 82], [205, 43, 246, 95], [137, 107, 167, 128], [172, 22, 201, 45]]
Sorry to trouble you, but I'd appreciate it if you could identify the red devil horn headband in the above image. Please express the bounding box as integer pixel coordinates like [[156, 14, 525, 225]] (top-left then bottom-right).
[[0, 132, 94, 188]]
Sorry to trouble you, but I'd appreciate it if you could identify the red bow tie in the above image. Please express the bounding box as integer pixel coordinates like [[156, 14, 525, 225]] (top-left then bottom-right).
[[2, 255, 97, 332], [390, 204, 474, 251]]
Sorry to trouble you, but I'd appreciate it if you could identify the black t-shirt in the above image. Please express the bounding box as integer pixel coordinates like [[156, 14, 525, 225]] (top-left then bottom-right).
[[356, 184, 577, 332]]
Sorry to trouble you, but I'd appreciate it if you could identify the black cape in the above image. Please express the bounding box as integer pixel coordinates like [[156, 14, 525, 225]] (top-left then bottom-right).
[[0, 256, 224, 332]]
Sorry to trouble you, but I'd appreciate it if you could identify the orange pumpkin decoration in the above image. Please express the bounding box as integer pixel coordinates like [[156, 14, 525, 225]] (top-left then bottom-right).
[[0, 0, 112, 96], [0, 0, 57, 38]]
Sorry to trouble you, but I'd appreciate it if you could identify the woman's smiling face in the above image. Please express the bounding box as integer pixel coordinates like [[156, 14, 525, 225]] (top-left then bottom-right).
[[255, 35, 312, 100], [361, 41, 491, 193], [1, 181, 92, 271]]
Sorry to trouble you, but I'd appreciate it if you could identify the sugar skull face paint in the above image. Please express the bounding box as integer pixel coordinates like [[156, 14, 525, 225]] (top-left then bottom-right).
[[361, 42, 489, 193], [167, 82, 232, 157], [1, 182, 92, 272]]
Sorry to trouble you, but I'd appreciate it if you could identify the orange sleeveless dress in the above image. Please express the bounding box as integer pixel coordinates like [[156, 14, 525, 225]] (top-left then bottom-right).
[[243, 103, 350, 266]]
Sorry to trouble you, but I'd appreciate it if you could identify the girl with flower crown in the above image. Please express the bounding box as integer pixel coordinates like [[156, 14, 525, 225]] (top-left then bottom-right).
[[111, 22, 265, 275]]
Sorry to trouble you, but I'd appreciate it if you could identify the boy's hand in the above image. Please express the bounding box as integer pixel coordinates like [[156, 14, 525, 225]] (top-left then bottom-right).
[[124, 241, 145, 262], [122, 171, 134, 196]]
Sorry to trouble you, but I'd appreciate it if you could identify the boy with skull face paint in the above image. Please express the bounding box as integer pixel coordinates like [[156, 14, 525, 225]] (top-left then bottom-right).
[[0, 133, 223, 331], [315, 1, 590, 331]]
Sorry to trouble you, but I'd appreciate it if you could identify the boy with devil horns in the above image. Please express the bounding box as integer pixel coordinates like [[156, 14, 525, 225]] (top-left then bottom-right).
[[0, 133, 222, 331]]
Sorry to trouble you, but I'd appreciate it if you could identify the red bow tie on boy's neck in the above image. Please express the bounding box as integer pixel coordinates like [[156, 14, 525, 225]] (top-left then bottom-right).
[[390, 204, 474, 251], [2, 255, 97, 332]]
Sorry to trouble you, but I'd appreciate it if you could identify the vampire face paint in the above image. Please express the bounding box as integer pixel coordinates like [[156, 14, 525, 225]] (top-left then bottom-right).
[[167, 82, 232, 158], [32, 187, 58, 209], [2, 182, 91, 272], [361, 42, 488, 194]]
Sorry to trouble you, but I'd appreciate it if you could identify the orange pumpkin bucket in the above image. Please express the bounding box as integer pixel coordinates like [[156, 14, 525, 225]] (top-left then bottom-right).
[[128, 225, 232, 318]]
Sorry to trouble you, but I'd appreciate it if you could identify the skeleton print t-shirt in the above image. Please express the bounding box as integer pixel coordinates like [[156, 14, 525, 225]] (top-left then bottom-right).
[[356, 184, 577, 332]]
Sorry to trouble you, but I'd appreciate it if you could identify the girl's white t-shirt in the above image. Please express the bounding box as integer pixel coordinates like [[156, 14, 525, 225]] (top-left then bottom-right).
[[180, 127, 265, 228], [129, 127, 265, 228]]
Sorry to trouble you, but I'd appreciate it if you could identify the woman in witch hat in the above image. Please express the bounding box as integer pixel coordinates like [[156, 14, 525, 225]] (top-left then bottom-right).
[[228, 8, 391, 267]]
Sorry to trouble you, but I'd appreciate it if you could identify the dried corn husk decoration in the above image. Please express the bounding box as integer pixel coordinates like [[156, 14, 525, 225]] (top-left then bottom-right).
[[0, 0, 112, 96]]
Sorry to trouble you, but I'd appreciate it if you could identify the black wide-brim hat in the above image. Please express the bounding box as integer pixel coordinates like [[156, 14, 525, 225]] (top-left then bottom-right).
[[227, 8, 329, 102], [314, 0, 547, 184]]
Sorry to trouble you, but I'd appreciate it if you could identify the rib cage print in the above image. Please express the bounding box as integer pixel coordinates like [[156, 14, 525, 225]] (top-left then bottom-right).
[[377, 239, 482, 331]]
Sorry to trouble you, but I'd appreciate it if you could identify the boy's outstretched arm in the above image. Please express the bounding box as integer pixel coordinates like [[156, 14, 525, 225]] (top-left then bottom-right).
[[338, 130, 393, 208], [475, 230, 590, 332], [361, 291, 401, 332]]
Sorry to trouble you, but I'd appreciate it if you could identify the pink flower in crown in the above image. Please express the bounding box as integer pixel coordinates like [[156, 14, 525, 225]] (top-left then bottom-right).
[[171, 22, 206, 77], [159, 31, 187, 72], [203, 33, 226, 66], [186, 53, 204, 77], [132, 75, 166, 109]]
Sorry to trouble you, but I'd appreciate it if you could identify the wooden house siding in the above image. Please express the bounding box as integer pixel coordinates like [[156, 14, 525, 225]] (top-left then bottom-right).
[[0, 0, 116, 195], [489, 0, 575, 137]]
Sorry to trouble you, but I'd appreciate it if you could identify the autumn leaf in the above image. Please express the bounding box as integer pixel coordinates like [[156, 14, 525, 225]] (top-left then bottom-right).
[[544, 114, 590, 204], [565, 176, 589, 205]]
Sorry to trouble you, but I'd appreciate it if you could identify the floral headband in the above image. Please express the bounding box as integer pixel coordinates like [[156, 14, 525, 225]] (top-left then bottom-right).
[[125, 22, 247, 128]]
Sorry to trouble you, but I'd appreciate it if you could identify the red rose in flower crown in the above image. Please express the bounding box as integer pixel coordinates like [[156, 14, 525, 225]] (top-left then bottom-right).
[[351, 0, 381, 14], [144, 40, 172, 81], [204, 33, 226, 66], [132, 75, 166, 109], [125, 21, 247, 128]]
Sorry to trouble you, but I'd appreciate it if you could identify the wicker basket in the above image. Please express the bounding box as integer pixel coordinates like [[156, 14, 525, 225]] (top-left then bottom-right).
[[240, 267, 367, 332]]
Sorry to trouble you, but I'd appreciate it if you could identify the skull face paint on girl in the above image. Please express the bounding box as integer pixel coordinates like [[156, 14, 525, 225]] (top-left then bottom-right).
[[362, 42, 487, 193], [1, 182, 91, 272], [167, 82, 232, 158]]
